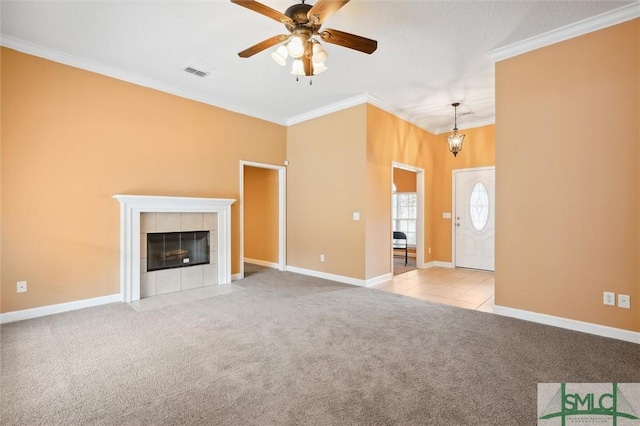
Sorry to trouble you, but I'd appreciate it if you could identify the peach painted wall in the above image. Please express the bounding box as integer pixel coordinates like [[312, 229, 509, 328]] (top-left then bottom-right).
[[0, 51, 3, 311], [243, 166, 279, 264], [1, 48, 286, 313], [365, 105, 435, 279], [495, 19, 639, 331], [431, 125, 495, 263], [393, 168, 417, 193], [286, 105, 367, 279]]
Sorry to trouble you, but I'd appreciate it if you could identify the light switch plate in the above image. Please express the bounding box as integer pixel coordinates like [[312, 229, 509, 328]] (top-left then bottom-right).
[[442, 212, 452, 219], [353, 212, 360, 221]]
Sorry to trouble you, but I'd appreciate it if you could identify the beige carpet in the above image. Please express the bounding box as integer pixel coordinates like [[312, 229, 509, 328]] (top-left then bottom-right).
[[2, 268, 639, 425]]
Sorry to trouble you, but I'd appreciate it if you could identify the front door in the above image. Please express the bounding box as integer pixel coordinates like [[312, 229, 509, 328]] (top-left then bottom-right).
[[454, 168, 495, 271]]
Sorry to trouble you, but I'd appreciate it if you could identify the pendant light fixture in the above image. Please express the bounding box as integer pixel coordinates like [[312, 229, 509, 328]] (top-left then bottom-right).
[[447, 103, 465, 157]]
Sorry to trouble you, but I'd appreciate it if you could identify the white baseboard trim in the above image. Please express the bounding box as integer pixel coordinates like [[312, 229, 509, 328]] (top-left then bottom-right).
[[231, 273, 242, 281], [493, 305, 640, 344], [0, 293, 121, 325], [365, 273, 393, 287], [286, 265, 365, 286], [286, 265, 389, 288], [423, 261, 454, 269], [244, 258, 280, 269]]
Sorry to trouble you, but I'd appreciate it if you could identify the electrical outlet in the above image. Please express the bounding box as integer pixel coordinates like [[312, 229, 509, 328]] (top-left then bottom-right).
[[428, 247, 432, 254], [17, 281, 27, 293], [618, 294, 630, 309], [320, 254, 325, 262], [603, 291, 615, 306]]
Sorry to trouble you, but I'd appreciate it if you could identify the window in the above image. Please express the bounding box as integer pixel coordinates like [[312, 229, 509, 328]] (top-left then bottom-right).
[[469, 183, 489, 231], [392, 192, 417, 245]]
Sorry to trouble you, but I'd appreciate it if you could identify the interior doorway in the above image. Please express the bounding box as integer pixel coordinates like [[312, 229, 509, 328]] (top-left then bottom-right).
[[239, 161, 286, 278], [452, 167, 495, 271], [391, 162, 425, 276]]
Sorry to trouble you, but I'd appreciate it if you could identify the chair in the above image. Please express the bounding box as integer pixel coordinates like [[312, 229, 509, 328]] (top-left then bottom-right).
[[393, 231, 408, 266]]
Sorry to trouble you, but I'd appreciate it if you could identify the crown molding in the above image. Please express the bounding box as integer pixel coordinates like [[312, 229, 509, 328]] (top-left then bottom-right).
[[368, 96, 495, 135], [0, 35, 287, 126], [433, 117, 496, 135], [366, 95, 439, 134], [1, 35, 497, 132], [285, 93, 369, 126], [488, 2, 640, 62], [0, 36, 385, 129]]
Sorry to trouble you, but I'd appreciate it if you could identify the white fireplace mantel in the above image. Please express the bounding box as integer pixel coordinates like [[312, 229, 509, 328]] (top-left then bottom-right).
[[114, 195, 235, 303]]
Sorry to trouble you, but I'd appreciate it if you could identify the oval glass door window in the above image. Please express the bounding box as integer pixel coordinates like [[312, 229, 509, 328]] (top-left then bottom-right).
[[469, 183, 489, 231]]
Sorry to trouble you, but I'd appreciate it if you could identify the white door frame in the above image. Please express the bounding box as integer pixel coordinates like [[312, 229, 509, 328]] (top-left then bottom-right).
[[391, 162, 426, 270], [451, 166, 495, 269], [239, 160, 287, 279]]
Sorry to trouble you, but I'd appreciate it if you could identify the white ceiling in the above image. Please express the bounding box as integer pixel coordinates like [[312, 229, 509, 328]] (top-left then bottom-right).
[[1, 0, 638, 133]]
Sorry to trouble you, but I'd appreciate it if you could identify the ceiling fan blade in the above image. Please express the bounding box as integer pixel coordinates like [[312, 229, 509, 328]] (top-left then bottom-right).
[[307, 0, 350, 25], [320, 28, 377, 54], [238, 34, 289, 58], [302, 55, 313, 77], [230, 0, 293, 25]]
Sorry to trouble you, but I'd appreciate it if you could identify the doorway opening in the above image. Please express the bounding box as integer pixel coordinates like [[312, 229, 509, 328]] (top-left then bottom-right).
[[391, 162, 425, 276], [239, 161, 286, 279]]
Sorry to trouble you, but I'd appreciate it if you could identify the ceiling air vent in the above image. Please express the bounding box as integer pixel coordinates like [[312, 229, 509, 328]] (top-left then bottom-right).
[[184, 67, 210, 78]]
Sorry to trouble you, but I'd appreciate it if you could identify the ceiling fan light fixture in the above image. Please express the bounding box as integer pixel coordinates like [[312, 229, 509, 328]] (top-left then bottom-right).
[[286, 36, 305, 58], [231, 0, 378, 80], [271, 45, 288, 66], [291, 59, 305, 75], [312, 61, 328, 75], [312, 42, 328, 63], [447, 102, 465, 157]]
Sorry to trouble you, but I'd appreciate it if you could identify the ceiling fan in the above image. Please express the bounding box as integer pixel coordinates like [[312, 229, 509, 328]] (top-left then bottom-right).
[[230, 0, 377, 78]]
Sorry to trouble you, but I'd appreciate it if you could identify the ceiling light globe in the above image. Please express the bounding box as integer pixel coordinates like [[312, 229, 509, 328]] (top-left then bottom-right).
[[312, 51, 327, 64], [312, 61, 328, 75], [312, 43, 328, 63], [270, 45, 288, 66], [291, 59, 305, 76], [287, 37, 305, 59]]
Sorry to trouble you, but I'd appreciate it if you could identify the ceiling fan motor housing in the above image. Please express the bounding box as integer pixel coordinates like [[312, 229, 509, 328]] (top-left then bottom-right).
[[284, 3, 321, 33]]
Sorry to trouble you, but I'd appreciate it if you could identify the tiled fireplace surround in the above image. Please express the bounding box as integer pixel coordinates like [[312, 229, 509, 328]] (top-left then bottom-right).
[[140, 212, 218, 298], [114, 195, 235, 303]]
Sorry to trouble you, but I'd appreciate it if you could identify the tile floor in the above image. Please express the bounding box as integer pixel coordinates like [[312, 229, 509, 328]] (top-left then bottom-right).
[[373, 267, 495, 312]]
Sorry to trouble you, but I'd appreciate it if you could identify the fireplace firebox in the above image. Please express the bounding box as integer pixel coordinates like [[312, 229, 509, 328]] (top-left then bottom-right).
[[147, 231, 210, 272]]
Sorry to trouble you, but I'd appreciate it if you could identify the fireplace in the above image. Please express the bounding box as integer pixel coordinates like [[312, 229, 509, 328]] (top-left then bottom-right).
[[147, 231, 210, 272], [114, 195, 235, 303]]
